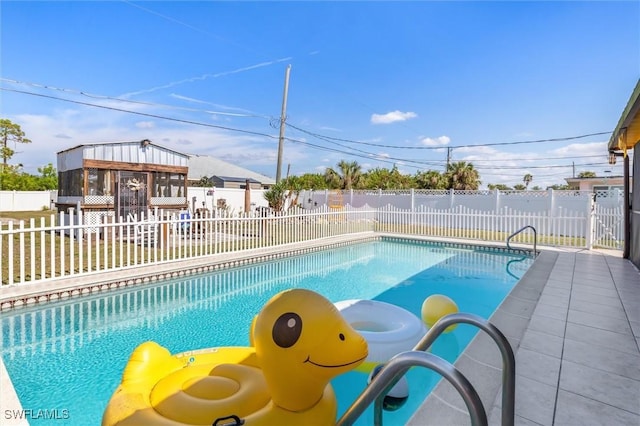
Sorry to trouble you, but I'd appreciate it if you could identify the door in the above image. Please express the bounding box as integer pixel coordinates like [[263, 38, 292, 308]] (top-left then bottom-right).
[[117, 171, 148, 220]]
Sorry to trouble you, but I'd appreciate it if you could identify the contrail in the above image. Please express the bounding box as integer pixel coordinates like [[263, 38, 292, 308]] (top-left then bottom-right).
[[120, 57, 292, 98]]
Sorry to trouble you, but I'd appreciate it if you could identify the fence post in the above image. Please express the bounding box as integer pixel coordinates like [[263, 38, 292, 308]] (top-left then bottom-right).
[[411, 188, 415, 211], [586, 195, 594, 249], [449, 189, 455, 209], [548, 188, 555, 216], [494, 189, 500, 213]]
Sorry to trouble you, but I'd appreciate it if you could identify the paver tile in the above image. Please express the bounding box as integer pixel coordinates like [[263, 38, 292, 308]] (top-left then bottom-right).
[[559, 360, 640, 414], [564, 322, 639, 355], [554, 390, 640, 426]]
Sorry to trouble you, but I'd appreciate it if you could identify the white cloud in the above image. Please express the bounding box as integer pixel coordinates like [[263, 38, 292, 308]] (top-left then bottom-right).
[[135, 121, 155, 129], [549, 142, 606, 156], [318, 126, 342, 132], [421, 135, 450, 147], [371, 110, 417, 125]]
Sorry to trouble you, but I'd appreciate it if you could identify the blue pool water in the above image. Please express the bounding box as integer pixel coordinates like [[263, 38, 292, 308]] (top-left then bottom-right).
[[1, 239, 533, 425]]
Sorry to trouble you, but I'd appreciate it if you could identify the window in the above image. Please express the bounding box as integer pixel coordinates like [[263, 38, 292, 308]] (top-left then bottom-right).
[[87, 168, 112, 196], [152, 172, 185, 197], [57, 169, 83, 196]]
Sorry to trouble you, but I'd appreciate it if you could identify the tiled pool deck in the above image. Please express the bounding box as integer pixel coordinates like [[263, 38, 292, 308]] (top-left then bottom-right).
[[410, 247, 640, 426], [1, 235, 639, 425]]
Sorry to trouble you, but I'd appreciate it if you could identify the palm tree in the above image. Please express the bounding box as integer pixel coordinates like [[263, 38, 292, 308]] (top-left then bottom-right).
[[523, 174, 533, 189], [414, 170, 446, 189], [263, 181, 287, 211], [324, 160, 362, 190], [445, 161, 480, 190]]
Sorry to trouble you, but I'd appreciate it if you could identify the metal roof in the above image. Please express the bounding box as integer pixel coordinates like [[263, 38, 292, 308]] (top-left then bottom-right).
[[212, 176, 262, 183], [187, 154, 275, 185], [56, 140, 188, 158]]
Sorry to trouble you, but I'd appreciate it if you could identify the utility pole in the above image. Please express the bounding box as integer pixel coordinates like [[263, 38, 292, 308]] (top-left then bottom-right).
[[446, 147, 452, 171], [275, 64, 291, 183]]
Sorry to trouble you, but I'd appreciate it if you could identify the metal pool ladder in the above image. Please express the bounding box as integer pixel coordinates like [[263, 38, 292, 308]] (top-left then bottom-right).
[[337, 313, 516, 426], [507, 225, 537, 254]]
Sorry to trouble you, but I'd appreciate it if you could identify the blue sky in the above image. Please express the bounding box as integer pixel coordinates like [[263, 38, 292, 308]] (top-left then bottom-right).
[[1, 1, 638, 189]]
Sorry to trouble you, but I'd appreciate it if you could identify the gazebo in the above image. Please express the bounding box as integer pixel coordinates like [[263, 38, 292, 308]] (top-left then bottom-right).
[[56, 140, 189, 226]]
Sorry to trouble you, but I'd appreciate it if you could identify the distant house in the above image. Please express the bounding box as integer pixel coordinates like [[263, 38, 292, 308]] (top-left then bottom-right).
[[564, 175, 629, 193], [208, 176, 263, 190], [187, 154, 275, 189], [56, 140, 189, 222]]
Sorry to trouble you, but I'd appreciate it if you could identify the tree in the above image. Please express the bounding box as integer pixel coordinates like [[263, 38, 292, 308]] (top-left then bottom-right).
[[190, 176, 211, 187], [531, 185, 541, 190], [487, 183, 512, 191], [263, 180, 287, 211], [577, 171, 596, 178], [414, 170, 447, 189], [445, 161, 480, 190], [36, 163, 58, 190], [262, 177, 302, 212], [513, 184, 526, 190], [523, 173, 533, 189], [0, 163, 58, 190], [547, 184, 570, 190], [296, 173, 328, 190], [284, 175, 303, 208], [0, 119, 32, 167], [362, 166, 412, 189], [324, 160, 362, 190]]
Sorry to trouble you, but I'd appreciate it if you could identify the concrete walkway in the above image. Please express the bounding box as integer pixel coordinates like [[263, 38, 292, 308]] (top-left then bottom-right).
[[410, 248, 640, 425]]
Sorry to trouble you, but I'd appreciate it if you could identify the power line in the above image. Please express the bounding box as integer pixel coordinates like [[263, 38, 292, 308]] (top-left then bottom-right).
[[1, 78, 268, 119], [2, 85, 620, 175], [4, 78, 612, 156], [286, 122, 610, 150], [2, 85, 431, 170], [453, 154, 606, 162], [0, 87, 277, 139], [3, 86, 431, 168]]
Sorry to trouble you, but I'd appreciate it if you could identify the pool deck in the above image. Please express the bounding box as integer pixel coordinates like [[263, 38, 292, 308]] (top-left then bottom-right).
[[1, 235, 639, 425], [409, 246, 640, 426]]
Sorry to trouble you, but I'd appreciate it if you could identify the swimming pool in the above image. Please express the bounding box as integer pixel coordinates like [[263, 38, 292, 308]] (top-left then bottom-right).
[[1, 238, 533, 425]]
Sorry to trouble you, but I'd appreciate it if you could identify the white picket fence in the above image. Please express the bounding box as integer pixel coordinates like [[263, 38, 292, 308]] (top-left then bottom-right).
[[0, 203, 624, 287]]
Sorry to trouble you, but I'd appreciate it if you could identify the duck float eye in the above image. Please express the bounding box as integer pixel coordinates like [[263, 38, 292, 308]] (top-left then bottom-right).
[[272, 312, 302, 348]]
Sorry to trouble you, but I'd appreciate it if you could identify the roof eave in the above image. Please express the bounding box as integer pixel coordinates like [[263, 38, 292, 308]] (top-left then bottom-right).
[[608, 79, 640, 153]]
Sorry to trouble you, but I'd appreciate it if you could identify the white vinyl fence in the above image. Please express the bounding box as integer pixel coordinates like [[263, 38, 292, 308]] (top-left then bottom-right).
[[0, 190, 57, 212], [0, 201, 624, 287]]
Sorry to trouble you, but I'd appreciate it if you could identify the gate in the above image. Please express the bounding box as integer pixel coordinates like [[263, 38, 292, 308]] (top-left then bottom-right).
[[591, 203, 624, 249], [117, 171, 148, 220]]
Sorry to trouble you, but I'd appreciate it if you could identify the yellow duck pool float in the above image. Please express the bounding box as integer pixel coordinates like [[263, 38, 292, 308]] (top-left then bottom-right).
[[102, 288, 368, 426]]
